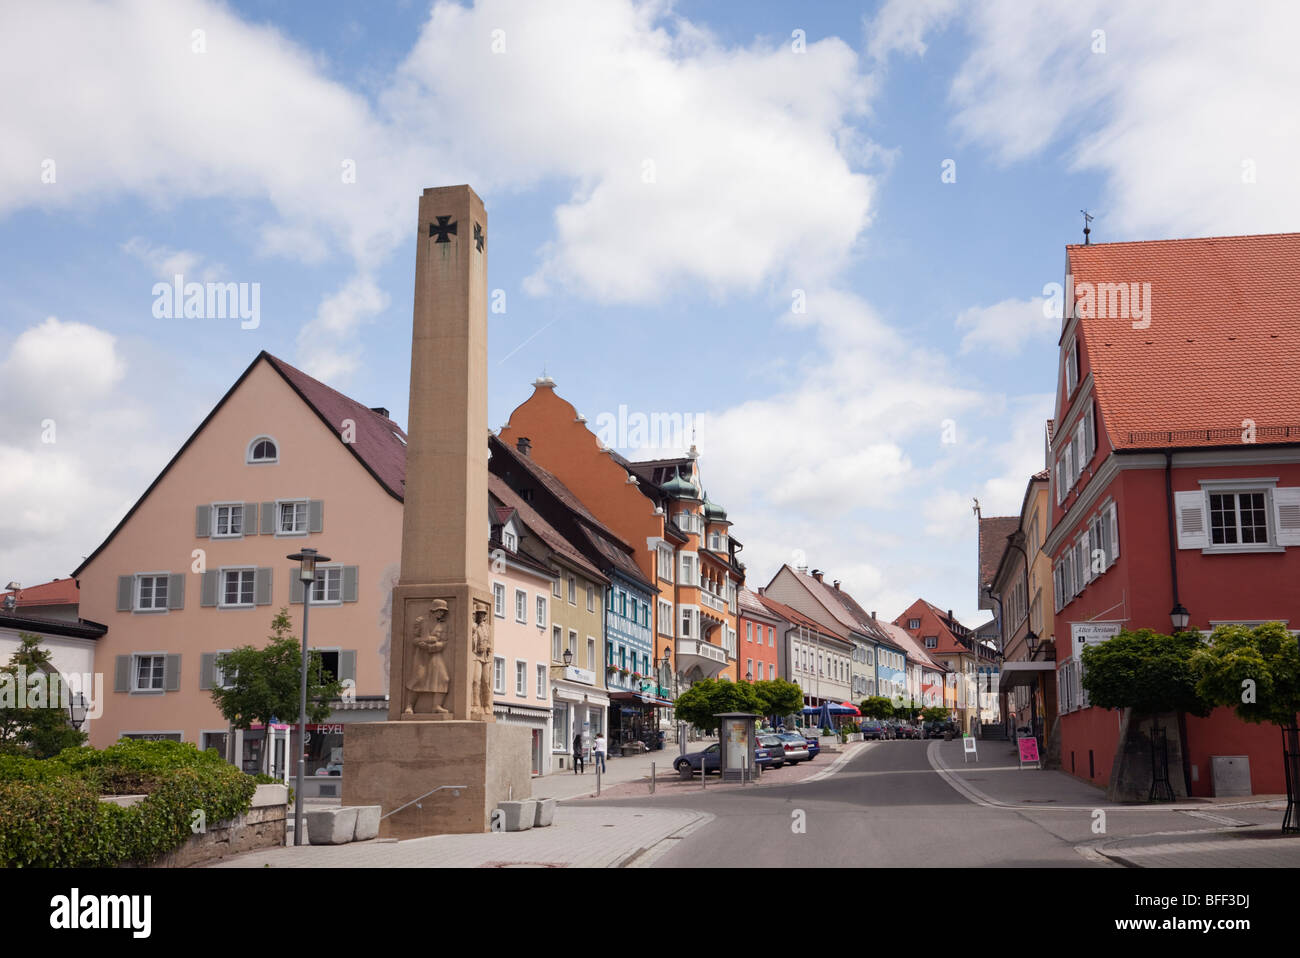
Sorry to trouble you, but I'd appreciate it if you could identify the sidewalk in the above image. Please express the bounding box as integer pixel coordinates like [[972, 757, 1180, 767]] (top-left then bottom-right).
[[216, 804, 709, 868], [929, 737, 1300, 867], [530, 739, 716, 802]]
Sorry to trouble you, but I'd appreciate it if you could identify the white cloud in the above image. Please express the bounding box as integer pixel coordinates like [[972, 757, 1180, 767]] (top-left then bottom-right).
[[296, 275, 391, 383], [949, 0, 1300, 238], [864, 0, 960, 62], [121, 237, 224, 283], [955, 296, 1055, 355]]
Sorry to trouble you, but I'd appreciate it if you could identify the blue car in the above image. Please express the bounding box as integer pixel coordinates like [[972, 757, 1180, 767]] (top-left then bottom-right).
[[800, 734, 821, 760]]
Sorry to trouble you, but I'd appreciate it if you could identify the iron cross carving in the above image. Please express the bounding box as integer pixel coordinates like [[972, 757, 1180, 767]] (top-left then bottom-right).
[[429, 216, 457, 243], [473, 221, 485, 253]]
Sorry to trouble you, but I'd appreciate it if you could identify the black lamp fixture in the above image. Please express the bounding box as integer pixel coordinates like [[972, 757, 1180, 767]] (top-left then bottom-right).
[[745, 670, 753, 682], [1170, 604, 1191, 630], [68, 691, 88, 730], [1025, 630, 1040, 656], [562, 647, 574, 667]]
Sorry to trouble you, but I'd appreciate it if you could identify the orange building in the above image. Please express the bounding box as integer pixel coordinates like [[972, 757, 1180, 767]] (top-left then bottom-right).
[[499, 379, 744, 694]]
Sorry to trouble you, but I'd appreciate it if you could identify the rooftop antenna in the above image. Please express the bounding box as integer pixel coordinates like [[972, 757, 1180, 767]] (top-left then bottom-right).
[[1080, 209, 1093, 245], [971, 497, 981, 520]]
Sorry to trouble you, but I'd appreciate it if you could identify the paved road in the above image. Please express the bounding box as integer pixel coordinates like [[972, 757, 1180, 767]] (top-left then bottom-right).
[[596, 739, 1096, 867]]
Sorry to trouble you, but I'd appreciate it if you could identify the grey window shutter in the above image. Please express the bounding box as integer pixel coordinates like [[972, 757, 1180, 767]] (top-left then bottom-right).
[[195, 505, 211, 538], [167, 573, 185, 610], [200, 570, 218, 607], [309, 499, 324, 533], [115, 655, 131, 692], [290, 573, 304, 604], [254, 567, 272, 606], [199, 652, 215, 691], [244, 502, 259, 535], [342, 566, 359, 603], [340, 650, 357, 684], [164, 654, 181, 692], [117, 576, 135, 612], [261, 501, 275, 535]]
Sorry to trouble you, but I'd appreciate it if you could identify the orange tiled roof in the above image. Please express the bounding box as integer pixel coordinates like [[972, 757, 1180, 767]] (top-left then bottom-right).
[[1066, 233, 1300, 450], [0, 578, 79, 606]]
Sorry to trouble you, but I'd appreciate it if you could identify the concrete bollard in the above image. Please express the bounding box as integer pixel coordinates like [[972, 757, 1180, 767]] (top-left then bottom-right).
[[306, 806, 359, 845], [533, 798, 557, 828], [497, 800, 537, 832], [352, 805, 382, 841]]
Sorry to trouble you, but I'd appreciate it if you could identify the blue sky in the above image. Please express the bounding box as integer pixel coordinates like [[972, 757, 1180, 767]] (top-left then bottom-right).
[[3, 0, 1296, 625]]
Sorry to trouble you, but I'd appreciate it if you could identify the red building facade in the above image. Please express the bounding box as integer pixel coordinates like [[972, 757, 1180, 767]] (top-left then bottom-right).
[[1046, 233, 1300, 796]]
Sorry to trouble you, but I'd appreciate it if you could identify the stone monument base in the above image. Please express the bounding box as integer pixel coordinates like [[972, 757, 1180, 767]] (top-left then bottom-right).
[[342, 720, 531, 838]]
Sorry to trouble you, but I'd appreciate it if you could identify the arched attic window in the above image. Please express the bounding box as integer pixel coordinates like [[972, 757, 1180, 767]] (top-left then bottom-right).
[[247, 435, 279, 464]]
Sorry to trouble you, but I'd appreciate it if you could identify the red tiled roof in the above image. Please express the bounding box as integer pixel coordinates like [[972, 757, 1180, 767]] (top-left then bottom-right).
[[1066, 233, 1300, 450], [877, 621, 942, 671], [489, 475, 606, 584], [978, 516, 1018, 597], [1, 578, 79, 607], [755, 593, 845, 644], [265, 354, 407, 499]]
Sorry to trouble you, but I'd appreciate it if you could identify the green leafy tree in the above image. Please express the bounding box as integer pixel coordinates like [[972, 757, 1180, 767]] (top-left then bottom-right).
[[1081, 628, 1209, 800], [751, 679, 802, 720], [209, 609, 342, 773], [859, 695, 895, 720], [1081, 629, 1209, 716], [0, 634, 87, 758], [920, 706, 950, 724], [673, 678, 763, 734], [1193, 622, 1300, 822]]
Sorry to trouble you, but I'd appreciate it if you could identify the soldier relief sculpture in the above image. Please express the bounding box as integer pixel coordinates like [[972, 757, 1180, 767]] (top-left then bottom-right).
[[472, 603, 494, 713], [404, 599, 451, 714]]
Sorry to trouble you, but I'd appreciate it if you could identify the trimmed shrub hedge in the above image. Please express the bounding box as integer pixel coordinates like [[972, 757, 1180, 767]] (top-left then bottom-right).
[[0, 740, 258, 868]]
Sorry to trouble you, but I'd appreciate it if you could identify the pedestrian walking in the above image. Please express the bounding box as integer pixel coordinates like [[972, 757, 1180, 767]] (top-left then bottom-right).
[[572, 732, 585, 774], [593, 733, 607, 773]]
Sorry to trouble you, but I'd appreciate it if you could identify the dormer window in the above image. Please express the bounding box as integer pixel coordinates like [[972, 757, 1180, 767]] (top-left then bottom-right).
[[1065, 341, 1080, 396], [248, 436, 278, 464]]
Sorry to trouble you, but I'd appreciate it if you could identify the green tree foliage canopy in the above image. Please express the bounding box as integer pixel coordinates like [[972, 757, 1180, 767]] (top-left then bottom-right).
[[1192, 622, 1300, 727], [673, 678, 763, 734], [0, 633, 87, 758], [1080, 628, 1210, 717], [210, 609, 343, 730], [920, 706, 950, 723], [859, 696, 895, 720], [751, 679, 803, 718]]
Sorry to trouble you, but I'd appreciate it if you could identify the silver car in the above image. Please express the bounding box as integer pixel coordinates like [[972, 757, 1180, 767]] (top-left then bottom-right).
[[775, 732, 811, 764]]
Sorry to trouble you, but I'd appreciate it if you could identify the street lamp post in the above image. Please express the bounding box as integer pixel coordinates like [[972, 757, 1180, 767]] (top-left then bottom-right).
[[287, 547, 330, 847]]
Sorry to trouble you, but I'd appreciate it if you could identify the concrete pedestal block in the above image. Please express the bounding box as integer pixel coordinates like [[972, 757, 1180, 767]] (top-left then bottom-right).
[[353, 805, 382, 841], [343, 720, 532, 838], [533, 797, 556, 827], [497, 800, 536, 831], [306, 806, 358, 845]]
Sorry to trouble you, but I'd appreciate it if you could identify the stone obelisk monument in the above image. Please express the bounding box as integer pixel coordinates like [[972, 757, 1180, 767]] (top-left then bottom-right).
[[343, 186, 531, 837]]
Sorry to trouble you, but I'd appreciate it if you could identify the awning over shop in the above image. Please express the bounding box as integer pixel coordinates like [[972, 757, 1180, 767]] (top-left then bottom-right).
[[998, 661, 1055, 692]]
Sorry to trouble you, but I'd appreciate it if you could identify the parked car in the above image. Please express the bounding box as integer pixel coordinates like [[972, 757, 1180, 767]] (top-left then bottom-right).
[[897, 724, 921, 740], [924, 720, 957, 739], [775, 732, 811, 764], [800, 733, 821, 759], [674, 743, 720, 776], [861, 720, 886, 740], [756, 734, 787, 769]]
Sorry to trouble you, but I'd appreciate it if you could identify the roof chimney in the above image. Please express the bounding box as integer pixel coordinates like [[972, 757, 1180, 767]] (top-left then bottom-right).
[[871, 611, 876, 620], [370, 406, 389, 419], [833, 580, 840, 590], [811, 570, 823, 582], [517, 436, 532, 457]]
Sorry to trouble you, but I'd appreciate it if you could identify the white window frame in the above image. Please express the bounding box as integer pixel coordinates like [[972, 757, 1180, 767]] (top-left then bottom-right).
[[567, 629, 578, 661], [135, 573, 170, 613], [493, 656, 506, 695], [515, 588, 528, 624], [132, 652, 166, 693], [587, 636, 596, 670], [502, 529, 517, 551], [213, 649, 237, 690], [493, 582, 506, 618], [658, 600, 673, 636], [219, 566, 257, 609], [309, 565, 343, 605], [568, 576, 577, 605], [552, 626, 562, 663], [275, 498, 309, 536], [537, 664, 548, 699], [536, 595, 547, 629], [247, 435, 279, 464], [212, 502, 245, 539], [515, 659, 527, 697], [1203, 484, 1278, 553], [552, 576, 561, 598], [586, 584, 595, 612], [657, 545, 674, 582]]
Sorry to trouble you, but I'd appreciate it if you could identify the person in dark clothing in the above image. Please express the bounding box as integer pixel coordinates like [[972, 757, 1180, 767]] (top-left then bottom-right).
[[572, 732, 585, 774]]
